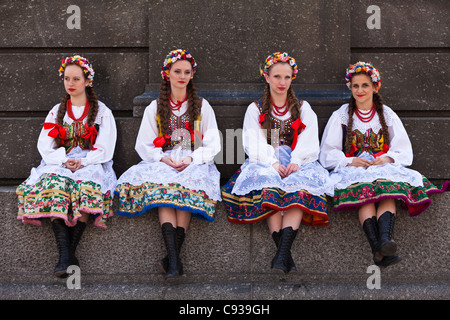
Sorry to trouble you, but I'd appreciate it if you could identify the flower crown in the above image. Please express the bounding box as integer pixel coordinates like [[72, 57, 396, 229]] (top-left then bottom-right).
[[260, 52, 299, 80], [59, 55, 95, 87], [161, 49, 197, 81], [345, 61, 381, 91]]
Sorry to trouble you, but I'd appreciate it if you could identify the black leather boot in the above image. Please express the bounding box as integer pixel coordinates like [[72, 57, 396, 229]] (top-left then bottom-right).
[[155, 226, 185, 275], [378, 211, 397, 256], [271, 230, 281, 269], [271, 227, 298, 274], [161, 222, 179, 279], [271, 230, 297, 273], [363, 216, 401, 268], [362, 216, 383, 264], [51, 219, 71, 278], [68, 221, 86, 267]]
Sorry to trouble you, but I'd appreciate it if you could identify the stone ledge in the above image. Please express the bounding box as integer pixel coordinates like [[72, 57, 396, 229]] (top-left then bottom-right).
[[1, 276, 449, 300], [1, 188, 449, 282]]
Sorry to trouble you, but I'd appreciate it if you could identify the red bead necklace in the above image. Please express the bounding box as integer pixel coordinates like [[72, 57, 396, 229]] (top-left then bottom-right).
[[355, 103, 376, 122], [67, 99, 90, 121], [271, 97, 289, 117], [169, 92, 188, 111]]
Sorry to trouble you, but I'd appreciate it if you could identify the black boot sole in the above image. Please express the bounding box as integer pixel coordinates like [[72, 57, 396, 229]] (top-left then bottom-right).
[[380, 241, 397, 256], [165, 272, 180, 280], [54, 269, 69, 278], [287, 268, 297, 274], [272, 269, 287, 275], [378, 255, 402, 269], [271, 266, 287, 274], [155, 259, 167, 274]]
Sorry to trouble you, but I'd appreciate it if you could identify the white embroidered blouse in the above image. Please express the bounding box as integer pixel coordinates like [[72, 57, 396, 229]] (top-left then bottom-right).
[[319, 103, 414, 170]]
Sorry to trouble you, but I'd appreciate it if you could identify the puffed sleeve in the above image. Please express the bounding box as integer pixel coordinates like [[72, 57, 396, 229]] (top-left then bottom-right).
[[190, 99, 221, 164], [242, 102, 278, 165], [135, 100, 164, 162], [37, 104, 69, 166], [383, 109, 413, 166], [81, 102, 117, 166], [319, 107, 353, 170], [290, 101, 320, 166]]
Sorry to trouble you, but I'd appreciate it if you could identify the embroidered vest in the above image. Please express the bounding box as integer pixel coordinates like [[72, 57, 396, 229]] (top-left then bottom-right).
[[156, 98, 203, 151], [61, 121, 99, 153], [44, 100, 99, 153], [254, 98, 299, 147], [342, 125, 388, 157]]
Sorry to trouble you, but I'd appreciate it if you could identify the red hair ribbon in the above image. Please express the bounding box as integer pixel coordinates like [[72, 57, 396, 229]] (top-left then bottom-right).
[[153, 134, 171, 148], [290, 118, 306, 150], [185, 122, 203, 143], [259, 112, 268, 126], [345, 143, 358, 157], [82, 123, 98, 150], [43, 122, 66, 139]]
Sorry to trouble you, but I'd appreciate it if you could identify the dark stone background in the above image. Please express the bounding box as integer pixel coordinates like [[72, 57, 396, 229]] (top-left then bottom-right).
[[0, 0, 448, 184]]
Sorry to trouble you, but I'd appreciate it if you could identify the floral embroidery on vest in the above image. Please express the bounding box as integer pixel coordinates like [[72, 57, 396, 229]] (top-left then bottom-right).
[[254, 98, 296, 147], [155, 98, 203, 151], [342, 125, 389, 157], [61, 121, 99, 153]]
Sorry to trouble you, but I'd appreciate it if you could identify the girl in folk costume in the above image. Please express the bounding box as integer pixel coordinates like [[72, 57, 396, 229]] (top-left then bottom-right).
[[115, 49, 221, 280], [319, 61, 449, 268], [16, 55, 117, 277], [221, 52, 335, 274]]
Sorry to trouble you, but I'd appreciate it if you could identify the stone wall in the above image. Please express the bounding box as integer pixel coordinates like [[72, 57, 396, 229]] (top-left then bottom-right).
[[0, 0, 448, 184]]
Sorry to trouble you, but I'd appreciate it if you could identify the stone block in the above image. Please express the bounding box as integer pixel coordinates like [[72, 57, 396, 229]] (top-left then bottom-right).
[[0, 0, 148, 47], [147, 0, 351, 84], [403, 119, 450, 179], [350, 53, 450, 112], [0, 118, 42, 180], [0, 53, 148, 112], [351, 0, 449, 48]]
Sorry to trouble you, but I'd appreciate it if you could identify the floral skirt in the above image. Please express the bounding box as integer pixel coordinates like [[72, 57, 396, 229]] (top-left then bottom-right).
[[115, 182, 217, 222], [221, 169, 329, 226], [16, 173, 113, 229], [333, 177, 449, 216]]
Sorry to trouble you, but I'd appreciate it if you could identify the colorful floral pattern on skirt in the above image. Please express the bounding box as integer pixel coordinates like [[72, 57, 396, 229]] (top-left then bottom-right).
[[16, 173, 113, 229], [115, 182, 216, 222], [333, 177, 449, 216], [221, 169, 329, 226]]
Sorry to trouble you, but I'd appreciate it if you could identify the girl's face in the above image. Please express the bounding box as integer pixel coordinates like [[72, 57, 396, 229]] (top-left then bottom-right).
[[167, 60, 193, 90], [350, 73, 377, 107], [64, 64, 89, 98], [264, 62, 293, 96]]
